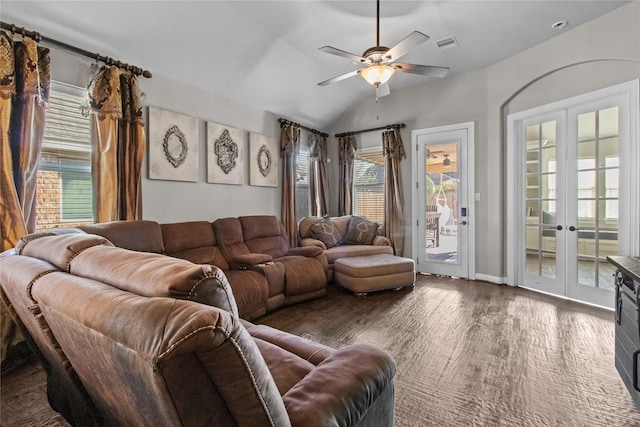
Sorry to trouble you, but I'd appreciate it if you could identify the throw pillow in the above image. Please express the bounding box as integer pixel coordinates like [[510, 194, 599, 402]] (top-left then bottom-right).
[[309, 218, 341, 248], [342, 216, 378, 245]]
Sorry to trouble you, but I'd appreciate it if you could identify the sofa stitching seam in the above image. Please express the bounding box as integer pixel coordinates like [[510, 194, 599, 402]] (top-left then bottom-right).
[[26, 269, 58, 303], [306, 349, 325, 363]]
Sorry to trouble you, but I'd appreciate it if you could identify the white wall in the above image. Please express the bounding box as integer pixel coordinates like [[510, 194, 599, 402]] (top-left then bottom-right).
[[139, 74, 282, 223], [330, 1, 640, 279], [50, 49, 285, 224], [328, 68, 488, 267], [44, 2, 640, 276]]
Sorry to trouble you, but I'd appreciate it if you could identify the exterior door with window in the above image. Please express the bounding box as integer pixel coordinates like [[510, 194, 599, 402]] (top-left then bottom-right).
[[413, 123, 475, 278], [509, 81, 638, 308]]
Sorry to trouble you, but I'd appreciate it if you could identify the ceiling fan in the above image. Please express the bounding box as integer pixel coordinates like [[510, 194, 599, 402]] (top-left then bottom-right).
[[317, 0, 449, 97], [427, 149, 445, 159]]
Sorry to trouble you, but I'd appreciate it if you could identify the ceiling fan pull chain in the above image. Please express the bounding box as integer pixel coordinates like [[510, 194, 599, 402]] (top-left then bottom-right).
[[376, 0, 380, 47]]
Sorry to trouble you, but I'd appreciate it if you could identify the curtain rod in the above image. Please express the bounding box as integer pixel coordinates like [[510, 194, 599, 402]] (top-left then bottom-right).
[[278, 118, 328, 138], [1, 21, 152, 78], [335, 123, 405, 138]]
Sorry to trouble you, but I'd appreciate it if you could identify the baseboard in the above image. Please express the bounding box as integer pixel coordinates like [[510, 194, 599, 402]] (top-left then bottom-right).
[[474, 273, 509, 285]]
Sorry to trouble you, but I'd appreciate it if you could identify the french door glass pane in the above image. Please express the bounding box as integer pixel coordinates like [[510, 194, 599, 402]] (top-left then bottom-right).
[[574, 107, 619, 289], [525, 121, 557, 279]]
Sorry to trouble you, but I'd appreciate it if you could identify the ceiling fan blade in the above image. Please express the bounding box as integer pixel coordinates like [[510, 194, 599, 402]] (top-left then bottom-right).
[[377, 82, 391, 97], [392, 63, 450, 78], [385, 31, 429, 62], [319, 46, 368, 64], [317, 69, 361, 86]]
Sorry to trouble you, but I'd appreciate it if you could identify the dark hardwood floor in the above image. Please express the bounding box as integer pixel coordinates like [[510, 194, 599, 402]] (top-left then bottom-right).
[[2, 274, 639, 426]]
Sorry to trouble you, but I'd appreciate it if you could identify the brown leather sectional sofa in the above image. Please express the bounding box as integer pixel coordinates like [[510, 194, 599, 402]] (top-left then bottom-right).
[[0, 218, 396, 426], [80, 215, 328, 320]]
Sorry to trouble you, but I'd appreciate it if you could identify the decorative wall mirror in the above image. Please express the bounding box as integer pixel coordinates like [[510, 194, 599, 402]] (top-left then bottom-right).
[[163, 125, 188, 168], [214, 128, 238, 174], [257, 144, 272, 177]]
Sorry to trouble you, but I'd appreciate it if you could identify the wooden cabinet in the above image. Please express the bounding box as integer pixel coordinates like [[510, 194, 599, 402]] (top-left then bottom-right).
[[608, 256, 640, 410]]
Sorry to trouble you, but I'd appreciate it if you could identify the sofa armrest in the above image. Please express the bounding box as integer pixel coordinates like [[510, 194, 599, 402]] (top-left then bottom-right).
[[241, 322, 333, 366], [372, 235, 392, 247], [283, 344, 395, 427], [230, 253, 273, 269], [287, 246, 323, 258], [300, 237, 327, 251]]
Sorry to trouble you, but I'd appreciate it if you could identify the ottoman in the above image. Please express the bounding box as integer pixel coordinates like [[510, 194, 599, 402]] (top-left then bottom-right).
[[334, 254, 416, 298]]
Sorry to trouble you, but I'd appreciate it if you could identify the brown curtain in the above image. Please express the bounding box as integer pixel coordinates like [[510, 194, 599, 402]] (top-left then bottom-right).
[[88, 65, 145, 222], [308, 133, 329, 217], [338, 135, 356, 216], [383, 129, 406, 256], [0, 31, 50, 363], [118, 73, 145, 219], [280, 123, 300, 247]]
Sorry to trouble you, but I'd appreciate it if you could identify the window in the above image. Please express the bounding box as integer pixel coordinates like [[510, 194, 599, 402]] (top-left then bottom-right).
[[605, 156, 619, 220], [547, 156, 619, 220], [36, 82, 92, 232], [295, 143, 310, 221], [353, 149, 385, 224]]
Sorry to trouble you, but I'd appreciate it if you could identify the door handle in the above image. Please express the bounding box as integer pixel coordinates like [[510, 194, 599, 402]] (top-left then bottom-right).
[[568, 225, 579, 231], [556, 225, 563, 230], [461, 220, 467, 225]]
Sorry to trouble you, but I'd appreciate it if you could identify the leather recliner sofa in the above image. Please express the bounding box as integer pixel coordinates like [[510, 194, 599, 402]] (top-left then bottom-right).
[[0, 231, 396, 426], [213, 215, 328, 308], [77, 216, 327, 320], [298, 216, 394, 280]]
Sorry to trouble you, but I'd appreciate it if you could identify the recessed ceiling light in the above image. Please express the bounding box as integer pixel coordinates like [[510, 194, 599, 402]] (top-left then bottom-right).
[[552, 20, 568, 30]]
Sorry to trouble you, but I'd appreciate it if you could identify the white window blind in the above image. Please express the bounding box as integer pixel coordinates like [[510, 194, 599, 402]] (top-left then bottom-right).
[[353, 149, 385, 224], [37, 82, 93, 230], [295, 143, 310, 221]]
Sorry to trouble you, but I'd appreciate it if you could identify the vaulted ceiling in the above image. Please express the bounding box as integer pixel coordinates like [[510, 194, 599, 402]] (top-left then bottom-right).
[[2, 1, 630, 129]]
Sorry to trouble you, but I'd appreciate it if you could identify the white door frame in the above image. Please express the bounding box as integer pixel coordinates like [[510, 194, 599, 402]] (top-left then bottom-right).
[[412, 122, 476, 279], [507, 80, 640, 292]]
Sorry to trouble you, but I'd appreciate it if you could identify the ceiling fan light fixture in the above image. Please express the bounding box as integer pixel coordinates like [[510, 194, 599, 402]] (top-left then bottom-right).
[[360, 64, 395, 87], [443, 154, 451, 167]]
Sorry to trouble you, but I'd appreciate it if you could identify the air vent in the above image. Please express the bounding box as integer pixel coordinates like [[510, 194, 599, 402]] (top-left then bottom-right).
[[435, 36, 459, 50]]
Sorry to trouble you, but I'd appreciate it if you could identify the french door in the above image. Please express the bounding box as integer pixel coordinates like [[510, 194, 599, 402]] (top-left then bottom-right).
[[508, 81, 639, 308], [412, 122, 475, 279]]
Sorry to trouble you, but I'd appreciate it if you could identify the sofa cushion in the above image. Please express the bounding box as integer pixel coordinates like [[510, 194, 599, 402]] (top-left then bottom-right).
[[308, 217, 341, 248], [161, 221, 216, 253], [16, 233, 114, 272], [324, 245, 394, 265], [79, 220, 164, 253], [224, 270, 269, 320], [277, 255, 326, 297], [342, 216, 378, 245], [213, 217, 252, 261], [239, 216, 289, 259], [161, 221, 230, 270], [253, 337, 315, 396], [297, 216, 322, 240], [69, 245, 239, 316]]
